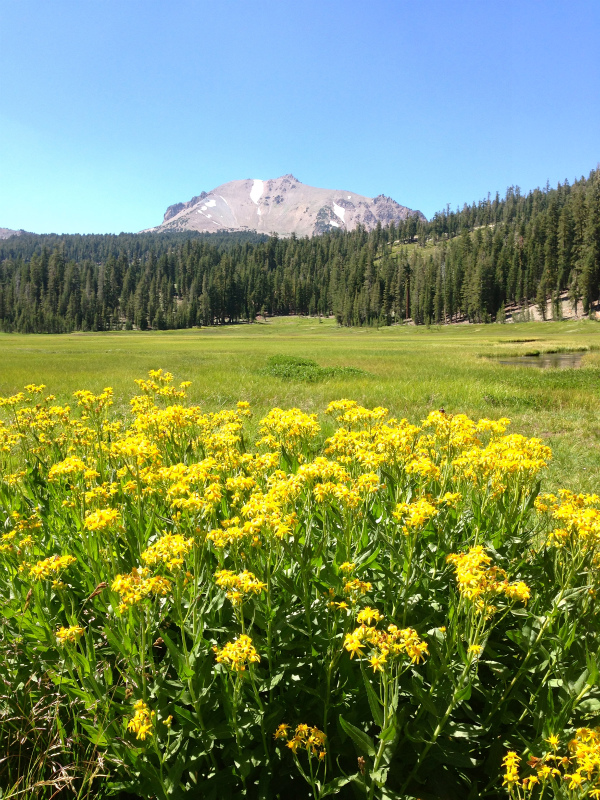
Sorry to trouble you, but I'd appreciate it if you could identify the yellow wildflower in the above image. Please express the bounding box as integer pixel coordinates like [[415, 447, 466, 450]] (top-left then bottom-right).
[[29, 554, 76, 580], [447, 546, 530, 613], [127, 699, 155, 741], [111, 567, 171, 612], [56, 625, 84, 644], [279, 724, 326, 759], [357, 607, 382, 625], [84, 508, 119, 531], [394, 498, 438, 535], [343, 578, 372, 598], [214, 569, 266, 603], [214, 634, 260, 672], [142, 532, 193, 570], [502, 751, 520, 785]]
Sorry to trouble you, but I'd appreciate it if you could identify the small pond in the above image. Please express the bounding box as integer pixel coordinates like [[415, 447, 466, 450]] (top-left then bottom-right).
[[497, 352, 584, 369]]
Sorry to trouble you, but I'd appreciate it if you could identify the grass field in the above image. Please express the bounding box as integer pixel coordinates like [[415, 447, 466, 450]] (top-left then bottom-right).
[[1, 316, 599, 492]]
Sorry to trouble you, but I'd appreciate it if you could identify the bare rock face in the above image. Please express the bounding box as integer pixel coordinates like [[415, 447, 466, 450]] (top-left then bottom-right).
[[144, 176, 425, 237], [163, 193, 208, 223], [0, 227, 27, 239]]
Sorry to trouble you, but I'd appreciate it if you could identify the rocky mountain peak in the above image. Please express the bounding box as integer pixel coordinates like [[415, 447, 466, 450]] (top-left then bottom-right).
[[144, 176, 424, 237]]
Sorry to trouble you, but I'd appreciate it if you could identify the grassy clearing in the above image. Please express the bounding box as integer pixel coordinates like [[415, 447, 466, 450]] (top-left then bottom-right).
[[0, 317, 599, 491]]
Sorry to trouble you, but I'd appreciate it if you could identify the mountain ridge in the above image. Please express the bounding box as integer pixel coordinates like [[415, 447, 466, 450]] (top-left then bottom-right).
[[0, 227, 27, 239], [145, 174, 425, 237]]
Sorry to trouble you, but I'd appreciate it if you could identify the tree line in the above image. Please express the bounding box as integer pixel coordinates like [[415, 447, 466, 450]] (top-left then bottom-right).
[[0, 168, 599, 333]]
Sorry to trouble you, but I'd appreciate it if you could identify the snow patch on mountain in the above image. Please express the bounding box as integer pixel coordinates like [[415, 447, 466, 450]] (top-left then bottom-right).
[[250, 180, 264, 205], [333, 202, 346, 224]]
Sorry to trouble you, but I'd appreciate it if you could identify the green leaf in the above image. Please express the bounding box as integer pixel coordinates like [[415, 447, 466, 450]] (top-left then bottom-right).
[[339, 715, 376, 757], [579, 698, 600, 714], [455, 682, 472, 703], [362, 671, 384, 728], [379, 721, 397, 742], [320, 776, 353, 796], [268, 671, 285, 690], [104, 625, 132, 657], [78, 720, 108, 747], [571, 669, 589, 697], [411, 675, 439, 717], [586, 654, 599, 686], [161, 629, 194, 680], [371, 767, 389, 786]]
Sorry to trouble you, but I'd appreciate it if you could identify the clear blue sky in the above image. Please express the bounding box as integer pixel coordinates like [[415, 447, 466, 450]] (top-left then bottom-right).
[[1, 0, 599, 234]]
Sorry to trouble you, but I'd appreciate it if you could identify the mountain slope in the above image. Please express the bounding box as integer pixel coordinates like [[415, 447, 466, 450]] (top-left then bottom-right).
[[145, 174, 424, 237], [0, 227, 27, 239]]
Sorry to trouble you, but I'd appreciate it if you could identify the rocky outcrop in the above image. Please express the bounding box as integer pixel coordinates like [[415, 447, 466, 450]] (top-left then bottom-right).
[[163, 193, 208, 223]]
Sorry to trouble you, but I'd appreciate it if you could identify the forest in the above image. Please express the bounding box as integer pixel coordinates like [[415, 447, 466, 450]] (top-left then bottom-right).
[[0, 168, 598, 333]]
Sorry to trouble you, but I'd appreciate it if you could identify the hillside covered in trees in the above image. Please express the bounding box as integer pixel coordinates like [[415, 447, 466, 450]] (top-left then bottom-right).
[[0, 168, 599, 333]]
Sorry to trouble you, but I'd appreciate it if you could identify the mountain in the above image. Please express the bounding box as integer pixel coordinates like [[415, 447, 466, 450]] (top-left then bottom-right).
[[145, 174, 425, 237], [0, 227, 27, 239]]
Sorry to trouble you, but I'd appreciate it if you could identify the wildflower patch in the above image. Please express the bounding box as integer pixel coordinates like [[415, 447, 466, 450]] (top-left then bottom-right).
[[0, 372, 598, 799]]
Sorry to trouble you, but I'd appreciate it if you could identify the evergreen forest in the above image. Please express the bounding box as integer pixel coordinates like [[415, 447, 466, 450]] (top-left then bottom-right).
[[0, 168, 599, 333]]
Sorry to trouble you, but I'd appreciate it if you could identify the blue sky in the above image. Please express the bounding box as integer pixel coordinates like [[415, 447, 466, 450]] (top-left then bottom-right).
[[0, 0, 599, 234]]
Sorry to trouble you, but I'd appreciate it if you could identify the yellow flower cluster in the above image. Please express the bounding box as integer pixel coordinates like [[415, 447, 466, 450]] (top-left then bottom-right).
[[344, 612, 428, 672], [111, 567, 171, 613], [324, 416, 419, 469], [27, 554, 76, 580], [0, 530, 17, 554], [73, 387, 114, 416], [84, 508, 120, 531], [504, 728, 600, 796], [84, 482, 118, 506], [356, 606, 383, 625], [141, 532, 193, 570], [213, 634, 260, 672], [421, 410, 482, 451], [127, 699, 155, 741], [343, 578, 373, 599], [393, 497, 439, 534], [566, 728, 600, 795], [502, 751, 521, 786], [0, 511, 42, 555], [56, 625, 84, 644], [405, 454, 441, 481], [326, 398, 389, 427], [536, 490, 600, 549], [11, 511, 42, 533], [447, 546, 530, 614], [214, 569, 267, 604], [135, 369, 190, 401], [236, 477, 300, 542], [48, 456, 88, 480], [111, 434, 162, 467], [274, 723, 327, 759], [207, 518, 247, 549], [257, 407, 320, 455], [452, 435, 551, 496]]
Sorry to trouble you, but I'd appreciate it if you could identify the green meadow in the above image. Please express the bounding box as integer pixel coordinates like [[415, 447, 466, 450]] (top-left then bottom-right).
[[1, 316, 599, 492]]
